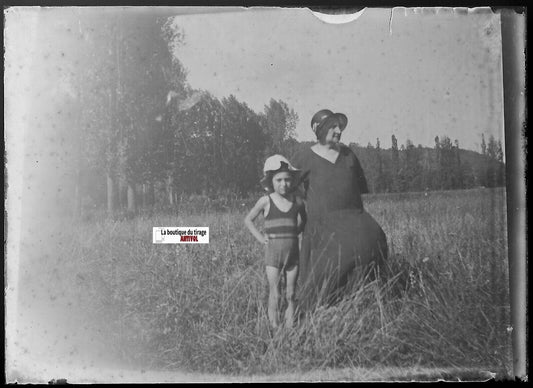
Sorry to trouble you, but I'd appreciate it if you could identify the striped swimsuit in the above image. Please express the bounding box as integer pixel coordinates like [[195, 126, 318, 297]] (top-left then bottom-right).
[[264, 194, 299, 270]]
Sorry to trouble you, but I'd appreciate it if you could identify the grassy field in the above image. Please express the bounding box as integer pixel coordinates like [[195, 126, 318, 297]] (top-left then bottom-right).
[[15, 187, 512, 381]]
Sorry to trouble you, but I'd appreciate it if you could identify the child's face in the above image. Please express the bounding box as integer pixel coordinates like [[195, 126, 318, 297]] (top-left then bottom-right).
[[272, 171, 293, 196]]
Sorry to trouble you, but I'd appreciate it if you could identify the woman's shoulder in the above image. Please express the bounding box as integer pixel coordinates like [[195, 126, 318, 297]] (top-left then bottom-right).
[[339, 144, 359, 160], [291, 146, 312, 167], [338, 144, 363, 170], [339, 143, 354, 155]]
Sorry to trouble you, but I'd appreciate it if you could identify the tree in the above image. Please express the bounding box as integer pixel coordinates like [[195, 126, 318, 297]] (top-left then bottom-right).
[[419, 145, 432, 191], [432, 136, 442, 189], [65, 11, 121, 216], [46, 11, 178, 216], [390, 134, 399, 192], [481, 133, 487, 156], [111, 13, 184, 213], [485, 134, 504, 187], [263, 99, 299, 157], [158, 18, 189, 206], [453, 139, 465, 189], [169, 92, 223, 196], [437, 136, 456, 189], [221, 96, 266, 196], [375, 138, 388, 192], [364, 142, 376, 193], [496, 140, 506, 186], [486, 134, 498, 159], [399, 139, 423, 192], [61, 10, 191, 214]]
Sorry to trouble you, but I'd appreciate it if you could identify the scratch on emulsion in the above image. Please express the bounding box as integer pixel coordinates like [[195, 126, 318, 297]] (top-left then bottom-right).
[[389, 8, 394, 35]]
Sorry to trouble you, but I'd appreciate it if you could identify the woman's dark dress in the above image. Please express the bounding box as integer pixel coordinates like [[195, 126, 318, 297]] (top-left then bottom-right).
[[292, 145, 388, 311]]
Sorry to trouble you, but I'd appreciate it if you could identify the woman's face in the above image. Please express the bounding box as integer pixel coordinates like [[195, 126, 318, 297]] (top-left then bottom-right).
[[323, 125, 342, 145]]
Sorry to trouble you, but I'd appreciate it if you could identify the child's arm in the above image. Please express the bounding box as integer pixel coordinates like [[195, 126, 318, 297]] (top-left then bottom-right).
[[295, 196, 307, 235], [244, 196, 269, 245]]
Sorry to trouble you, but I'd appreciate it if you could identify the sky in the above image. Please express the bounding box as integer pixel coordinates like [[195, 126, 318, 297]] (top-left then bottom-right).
[[170, 7, 504, 152]]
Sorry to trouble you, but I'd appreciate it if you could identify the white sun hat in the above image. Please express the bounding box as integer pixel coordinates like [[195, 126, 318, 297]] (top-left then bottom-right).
[[263, 154, 300, 174]]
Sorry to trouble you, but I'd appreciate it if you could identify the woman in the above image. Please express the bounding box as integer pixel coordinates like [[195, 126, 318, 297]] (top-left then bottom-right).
[[291, 109, 388, 312]]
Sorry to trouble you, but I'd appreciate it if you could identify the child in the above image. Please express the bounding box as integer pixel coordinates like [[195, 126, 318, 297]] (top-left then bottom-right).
[[244, 155, 307, 329]]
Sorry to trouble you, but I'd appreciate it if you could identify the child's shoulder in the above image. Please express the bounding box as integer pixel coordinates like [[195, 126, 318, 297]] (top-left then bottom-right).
[[256, 194, 271, 206]]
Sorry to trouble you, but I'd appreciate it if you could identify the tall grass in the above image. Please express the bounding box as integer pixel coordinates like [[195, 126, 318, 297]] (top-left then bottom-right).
[[43, 188, 511, 376]]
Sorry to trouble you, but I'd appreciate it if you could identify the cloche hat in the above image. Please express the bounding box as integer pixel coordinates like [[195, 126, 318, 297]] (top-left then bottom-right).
[[311, 109, 348, 134]]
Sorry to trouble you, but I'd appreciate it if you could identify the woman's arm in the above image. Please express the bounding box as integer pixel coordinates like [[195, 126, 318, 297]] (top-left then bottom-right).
[[244, 196, 269, 245], [295, 196, 307, 234], [291, 150, 310, 199], [351, 151, 369, 194]]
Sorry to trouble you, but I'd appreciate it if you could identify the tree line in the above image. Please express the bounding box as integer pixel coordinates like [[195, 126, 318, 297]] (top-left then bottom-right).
[[45, 11, 300, 216], [37, 11, 504, 218], [353, 133, 505, 194]]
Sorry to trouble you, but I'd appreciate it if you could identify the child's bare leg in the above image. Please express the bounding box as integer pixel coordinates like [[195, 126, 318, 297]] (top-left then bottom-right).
[[284, 265, 299, 328], [266, 266, 281, 328]]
